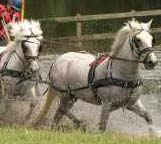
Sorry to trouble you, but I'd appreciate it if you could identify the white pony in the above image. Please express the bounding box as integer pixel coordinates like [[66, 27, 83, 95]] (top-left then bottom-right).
[[0, 20, 43, 110], [29, 19, 161, 136]]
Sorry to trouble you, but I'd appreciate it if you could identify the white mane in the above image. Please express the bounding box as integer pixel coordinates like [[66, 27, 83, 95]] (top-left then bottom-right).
[[7, 19, 43, 40], [111, 19, 150, 56]]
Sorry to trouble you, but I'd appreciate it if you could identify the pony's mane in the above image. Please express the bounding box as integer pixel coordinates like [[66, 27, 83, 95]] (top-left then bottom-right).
[[111, 20, 143, 56], [7, 19, 43, 40]]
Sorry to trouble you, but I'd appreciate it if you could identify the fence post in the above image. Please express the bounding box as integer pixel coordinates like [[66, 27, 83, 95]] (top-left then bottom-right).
[[76, 14, 82, 49], [131, 9, 136, 20]]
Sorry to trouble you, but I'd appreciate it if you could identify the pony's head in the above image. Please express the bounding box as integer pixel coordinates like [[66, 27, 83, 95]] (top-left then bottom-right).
[[8, 19, 43, 72], [112, 19, 157, 70]]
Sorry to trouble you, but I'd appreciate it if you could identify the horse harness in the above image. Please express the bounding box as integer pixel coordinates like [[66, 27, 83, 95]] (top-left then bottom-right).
[[50, 53, 143, 103], [51, 28, 156, 98]]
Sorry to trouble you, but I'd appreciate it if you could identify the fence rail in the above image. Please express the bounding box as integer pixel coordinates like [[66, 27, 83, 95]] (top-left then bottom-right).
[[40, 9, 161, 22], [41, 9, 161, 49], [49, 27, 161, 42]]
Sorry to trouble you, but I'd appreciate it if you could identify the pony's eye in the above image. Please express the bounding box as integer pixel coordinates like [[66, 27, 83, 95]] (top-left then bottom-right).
[[136, 38, 141, 42], [133, 36, 141, 43], [133, 37, 141, 48]]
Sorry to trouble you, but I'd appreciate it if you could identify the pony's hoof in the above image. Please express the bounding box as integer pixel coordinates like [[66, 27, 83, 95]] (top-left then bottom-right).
[[74, 120, 87, 131], [149, 126, 161, 137], [97, 122, 106, 133]]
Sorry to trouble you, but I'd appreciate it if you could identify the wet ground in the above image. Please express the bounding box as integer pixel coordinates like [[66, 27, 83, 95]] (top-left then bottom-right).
[[70, 94, 161, 135]]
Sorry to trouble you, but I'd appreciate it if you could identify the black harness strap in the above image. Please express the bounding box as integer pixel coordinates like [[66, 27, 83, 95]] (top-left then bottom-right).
[[1, 69, 24, 78], [90, 77, 142, 89], [51, 73, 142, 93], [0, 48, 36, 81], [51, 84, 89, 93], [0, 50, 26, 79]]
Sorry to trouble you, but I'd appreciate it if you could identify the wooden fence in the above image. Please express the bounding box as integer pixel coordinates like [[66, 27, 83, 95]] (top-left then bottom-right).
[[40, 9, 161, 51]]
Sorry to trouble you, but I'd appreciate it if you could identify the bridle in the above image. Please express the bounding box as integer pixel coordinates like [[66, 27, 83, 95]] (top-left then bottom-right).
[[21, 28, 42, 60], [128, 29, 155, 64], [21, 38, 41, 60]]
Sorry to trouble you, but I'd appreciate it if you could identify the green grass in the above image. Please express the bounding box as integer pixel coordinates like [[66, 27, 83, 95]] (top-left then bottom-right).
[[0, 127, 160, 144]]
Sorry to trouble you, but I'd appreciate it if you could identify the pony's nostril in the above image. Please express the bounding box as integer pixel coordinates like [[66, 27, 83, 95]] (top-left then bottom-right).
[[29, 60, 40, 72], [30, 67, 37, 72], [147, 60, 158, 66], [147, 61, 154, 65], [144, 60, 157, 70]]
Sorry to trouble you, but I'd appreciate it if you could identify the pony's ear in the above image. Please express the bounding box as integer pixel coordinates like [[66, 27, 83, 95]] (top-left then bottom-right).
[[128, 21, 132, 29], [141, 19, 153, 31]]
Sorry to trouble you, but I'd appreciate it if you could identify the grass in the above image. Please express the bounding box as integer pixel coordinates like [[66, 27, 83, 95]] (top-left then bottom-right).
[[0, 127, 160, 144]]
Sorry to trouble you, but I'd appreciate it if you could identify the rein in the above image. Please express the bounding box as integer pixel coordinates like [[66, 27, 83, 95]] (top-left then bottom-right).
[[102, 53, 144, 63]]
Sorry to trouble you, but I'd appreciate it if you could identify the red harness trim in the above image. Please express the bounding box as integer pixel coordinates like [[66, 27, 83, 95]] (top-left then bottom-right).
[[89, 56, 107, 67]]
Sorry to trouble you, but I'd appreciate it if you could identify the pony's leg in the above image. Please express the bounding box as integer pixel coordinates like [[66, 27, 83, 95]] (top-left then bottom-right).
[[127, 99, 161, 137], [26, 87, 57, 126], [0, 78, 7, 114], [0, 78, 4, 97], [65, 111, 83, 128], [25, 84, 40, 122], [51, 95, 80, 129], [99, 102, 112, 132], [51, 97, 69, 129], [127, 100, 152, 125]]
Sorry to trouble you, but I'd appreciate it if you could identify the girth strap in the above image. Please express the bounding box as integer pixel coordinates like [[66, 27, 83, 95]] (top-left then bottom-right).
[[51, 84, 89, 93], [90, 77, 142, 89]]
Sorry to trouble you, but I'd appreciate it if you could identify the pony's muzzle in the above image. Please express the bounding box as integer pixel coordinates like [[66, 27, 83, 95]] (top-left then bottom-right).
[[144, 52, 158, 70], [29, 60, 40, 72]]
